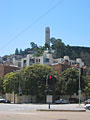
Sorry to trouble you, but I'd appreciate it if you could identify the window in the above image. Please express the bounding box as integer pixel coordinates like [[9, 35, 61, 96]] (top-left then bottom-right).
[[36, 59, 38, 62], [23, 60, 27, 67], [24, 60, 26, 63], [44, 58, 49, 63], [30, 58, 32, 62], [18, 62, 21, 67], [30, 58, 35, 63]]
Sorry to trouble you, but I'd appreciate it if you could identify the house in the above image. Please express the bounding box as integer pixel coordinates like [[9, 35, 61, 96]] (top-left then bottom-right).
[[0, 64, 20, 77]]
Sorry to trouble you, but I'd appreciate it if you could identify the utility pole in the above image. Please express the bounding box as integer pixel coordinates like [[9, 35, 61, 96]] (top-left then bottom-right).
[[79, 68, 81, 106]]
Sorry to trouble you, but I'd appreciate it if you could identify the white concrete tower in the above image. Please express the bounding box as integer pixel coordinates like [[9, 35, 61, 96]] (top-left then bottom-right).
[[45, 27, 50, 46]]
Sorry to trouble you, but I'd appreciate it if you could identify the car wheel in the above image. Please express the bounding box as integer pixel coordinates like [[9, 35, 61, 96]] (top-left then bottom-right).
[[88, 106, 90, 110]]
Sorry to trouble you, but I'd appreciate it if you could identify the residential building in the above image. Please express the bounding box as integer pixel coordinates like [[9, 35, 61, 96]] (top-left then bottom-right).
[[51, 62, 70, 75], [21, 51, 53, 67], [11, 51, 85, 70], [0, 64, 20, 77], [0, 57, 3, 63]]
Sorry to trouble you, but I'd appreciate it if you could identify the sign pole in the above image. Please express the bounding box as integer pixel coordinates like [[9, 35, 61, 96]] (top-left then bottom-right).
[[79, 68, 81, 106], [49, 102, 50, 109]]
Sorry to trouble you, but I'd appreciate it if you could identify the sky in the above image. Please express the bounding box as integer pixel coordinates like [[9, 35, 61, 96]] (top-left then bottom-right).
[[0, 0, 90, 56]]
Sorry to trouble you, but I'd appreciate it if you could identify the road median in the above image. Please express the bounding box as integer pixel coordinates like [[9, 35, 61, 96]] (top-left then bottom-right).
[[37, 109, 86, 112]]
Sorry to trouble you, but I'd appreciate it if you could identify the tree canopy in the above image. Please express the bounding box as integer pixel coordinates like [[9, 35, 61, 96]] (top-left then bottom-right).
[[83, 83, 90, 98], [3, 65, 58, 98], [23, 64, 58, 96], [2, 65, 88, 102], [60, 68, 86, 98], [0, 76, 4, 94], [3, 72, 20, 94]]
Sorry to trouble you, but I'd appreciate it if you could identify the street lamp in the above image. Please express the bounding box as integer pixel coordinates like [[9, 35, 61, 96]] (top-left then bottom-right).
[[78, 68, 81, 106], [13, 70, 22, 103], [72, 67, 81, 106]]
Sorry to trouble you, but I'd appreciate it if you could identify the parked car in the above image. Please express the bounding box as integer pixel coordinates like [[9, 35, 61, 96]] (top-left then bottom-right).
[[0, 96, 11, 103], [84, 99, 90, 105], [69, 98, 79, 103], [55, 99, 69, 104], [84, 104, 90, 110]]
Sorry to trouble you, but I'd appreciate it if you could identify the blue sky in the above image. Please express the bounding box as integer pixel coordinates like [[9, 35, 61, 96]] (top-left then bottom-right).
[[0, 0, 90, 56]]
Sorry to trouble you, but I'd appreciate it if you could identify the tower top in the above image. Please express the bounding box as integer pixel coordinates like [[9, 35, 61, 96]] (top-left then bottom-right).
[[45, 27, 50, 46], [45, 27, 50, 31]]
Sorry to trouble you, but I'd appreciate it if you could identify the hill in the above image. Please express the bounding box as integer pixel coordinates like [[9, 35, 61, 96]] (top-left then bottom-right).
[[14, 40, 90, 67]]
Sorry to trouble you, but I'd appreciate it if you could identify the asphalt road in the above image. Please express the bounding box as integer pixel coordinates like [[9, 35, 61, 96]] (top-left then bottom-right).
[[0, 104, 90, 120]]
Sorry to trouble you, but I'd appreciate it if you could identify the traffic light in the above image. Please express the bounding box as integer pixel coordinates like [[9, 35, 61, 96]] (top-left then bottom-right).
[[48, 75, 52, 85], [42, 76, 46, 85], [49, 76, 52, 79], [19, 91, 22, 96], [48, 75, 56, 86]]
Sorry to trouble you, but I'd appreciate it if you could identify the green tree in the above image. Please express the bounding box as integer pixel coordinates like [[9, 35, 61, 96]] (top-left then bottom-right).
[[23, 64, 58, 102], [0, 76, 4, 94], [54, 76, 62, 99], [3, 72, 19, 94], [15, 48, 19, 55], [50, 37, 56, 45], [20, 49, 24, 55], [60, 68, 84, 98], [83, 83, 90, 98], [52, 39, 66, 58], [30, 42, 38, 49], [45, 43, 50, 50]]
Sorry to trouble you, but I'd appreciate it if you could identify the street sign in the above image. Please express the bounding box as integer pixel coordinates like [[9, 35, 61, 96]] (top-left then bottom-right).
[[46, 95, 52, 103]]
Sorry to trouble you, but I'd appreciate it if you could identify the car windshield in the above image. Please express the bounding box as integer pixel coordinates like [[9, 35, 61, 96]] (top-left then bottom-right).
[[0, 96, 3, 99]]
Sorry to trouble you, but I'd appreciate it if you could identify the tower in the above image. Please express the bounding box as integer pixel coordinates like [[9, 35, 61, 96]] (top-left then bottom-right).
[[45, 27, 50, 46]]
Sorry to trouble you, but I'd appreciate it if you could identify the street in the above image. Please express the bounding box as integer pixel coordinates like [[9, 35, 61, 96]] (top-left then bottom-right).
[[0, 104, 90, 120], [0, 110, 90, 120]]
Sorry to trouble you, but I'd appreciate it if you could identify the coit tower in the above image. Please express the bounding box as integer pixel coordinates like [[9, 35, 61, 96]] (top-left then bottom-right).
[[45, 27, 50, 46]]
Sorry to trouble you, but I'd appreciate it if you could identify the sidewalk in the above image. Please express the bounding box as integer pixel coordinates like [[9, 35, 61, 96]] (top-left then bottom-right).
[[37, 104, 86, 112]]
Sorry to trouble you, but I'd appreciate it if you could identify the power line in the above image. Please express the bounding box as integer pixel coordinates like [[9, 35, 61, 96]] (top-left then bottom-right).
[[0, 0, 65, 53]]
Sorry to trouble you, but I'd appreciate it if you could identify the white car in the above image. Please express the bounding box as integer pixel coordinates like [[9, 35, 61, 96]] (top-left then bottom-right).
[[55, 99, 69, 104], [0, 96, 10, 103], [84, 99, 90, 105], [84, 104, 90, 110]]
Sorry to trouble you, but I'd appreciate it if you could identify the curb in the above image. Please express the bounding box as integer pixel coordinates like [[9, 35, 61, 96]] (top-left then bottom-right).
[[37, 109, 86, 112]]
